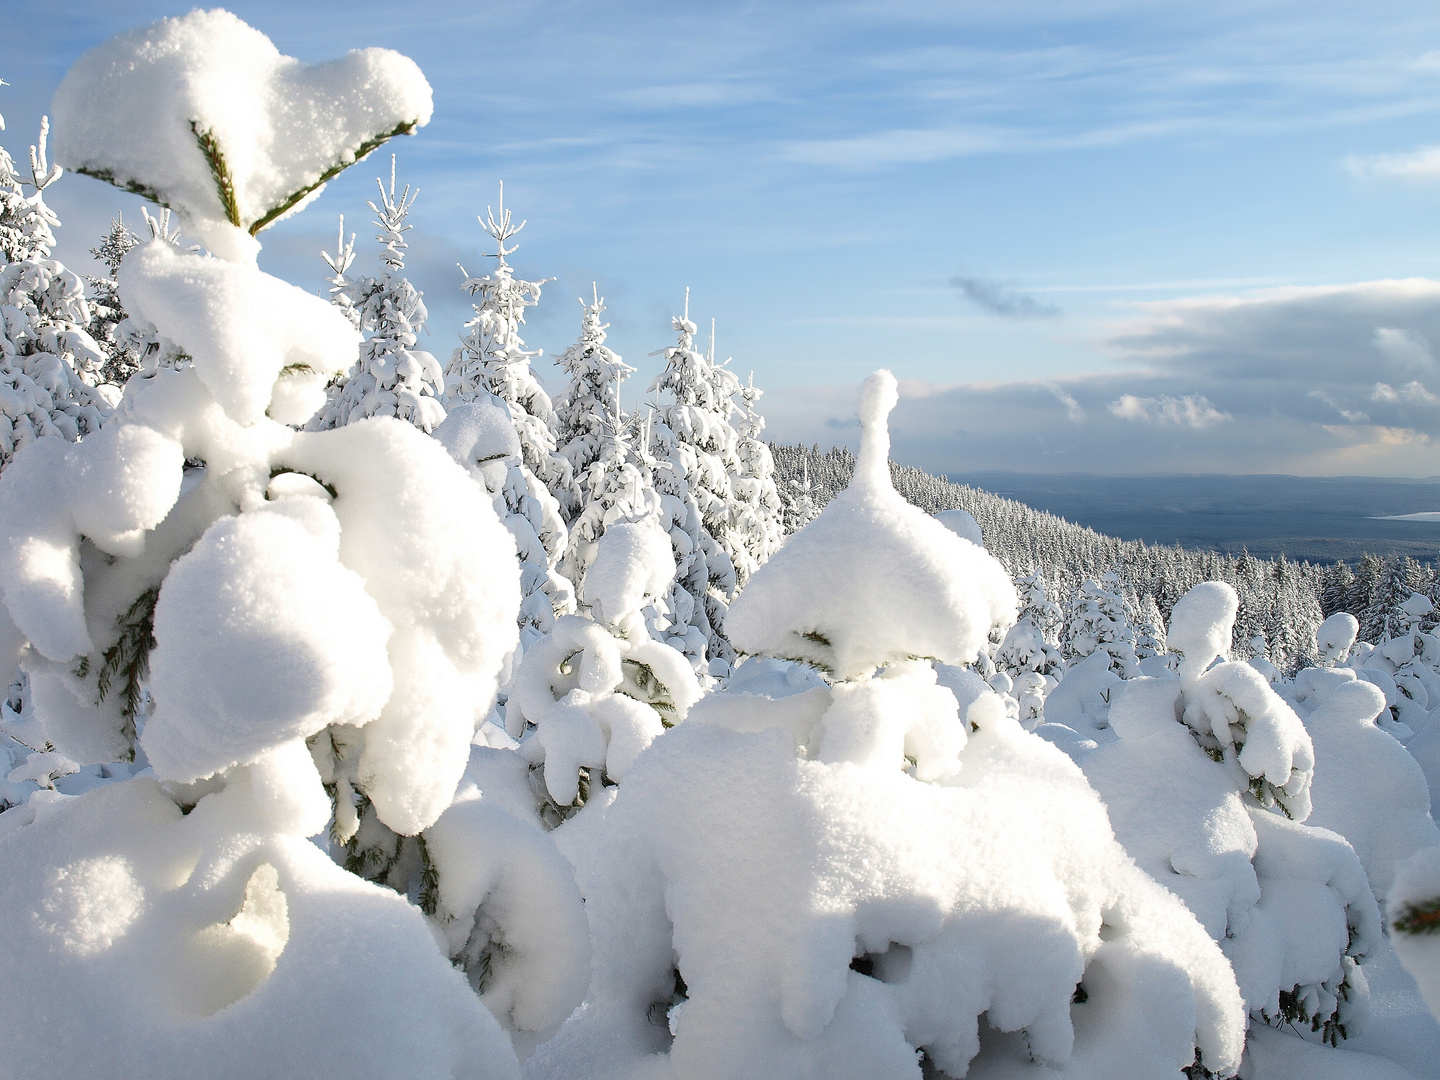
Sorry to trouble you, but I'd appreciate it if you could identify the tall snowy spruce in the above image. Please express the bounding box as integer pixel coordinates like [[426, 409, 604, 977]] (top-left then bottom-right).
[[308, 157, 446, 433], [445, 186, 577, 645], [529, 371, 1245, 1080], [647, 297, 740, 670], [554, 287, 635, 519], [0, 14, 590, 1077], [0, 111, 113, 472], [728, 372, 785, 577]]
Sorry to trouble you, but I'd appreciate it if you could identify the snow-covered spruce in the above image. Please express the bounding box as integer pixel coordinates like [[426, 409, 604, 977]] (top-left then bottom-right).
[[995, 570, 1066, 722], [728, 372, 785, 579], [444, 186, 576, 646], [0, 114, 112, 472], [308, 158, 445, 433], [1082, 582, 1382, 1055], [1066, 571, 1141, 678], [0, 17, 547, 1077], [84, 213, 143, 388], [531, 372, 1245, 1080], [560, 407, 665, 615], [554, 288, 635, 522], [647, 298, 739, 670], [507, 521, 701, 825]]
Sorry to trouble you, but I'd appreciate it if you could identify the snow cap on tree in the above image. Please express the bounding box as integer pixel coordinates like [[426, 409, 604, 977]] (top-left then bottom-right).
[[1169, 581, 1238, 684], [1316, 612, 1359, 667], [50, 10, 432, 262], [727, 370, 1015, 680]]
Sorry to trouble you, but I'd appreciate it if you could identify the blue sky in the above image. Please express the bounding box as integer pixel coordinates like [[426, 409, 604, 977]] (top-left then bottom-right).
[[12, 1, 1440, 475]]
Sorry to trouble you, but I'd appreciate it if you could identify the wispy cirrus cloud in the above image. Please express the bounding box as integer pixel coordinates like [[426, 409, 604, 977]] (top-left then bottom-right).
[[1344, 145, 1440, 179], [951, 275, 1062, 319]]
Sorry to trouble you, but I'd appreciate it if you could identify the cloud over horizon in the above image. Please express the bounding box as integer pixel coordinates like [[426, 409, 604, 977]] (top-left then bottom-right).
[[767, 278, 1440, 477]]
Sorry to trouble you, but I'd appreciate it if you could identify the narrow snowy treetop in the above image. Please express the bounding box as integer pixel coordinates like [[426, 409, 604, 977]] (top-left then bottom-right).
[[727, 370, 1015, 680], [854, 368, 899, 491], [50, 10, 433, 261]]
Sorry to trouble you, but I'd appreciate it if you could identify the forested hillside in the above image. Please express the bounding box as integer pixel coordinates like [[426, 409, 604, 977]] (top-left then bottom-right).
[[774, 443, 1438, 674]]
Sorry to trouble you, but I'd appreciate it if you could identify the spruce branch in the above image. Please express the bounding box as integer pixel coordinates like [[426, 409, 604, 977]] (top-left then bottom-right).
[[1393, 896, 1440, 935]]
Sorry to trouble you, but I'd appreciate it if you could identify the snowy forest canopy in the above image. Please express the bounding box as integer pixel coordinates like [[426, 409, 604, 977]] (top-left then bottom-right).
[[7, 11, 1440, 1080]]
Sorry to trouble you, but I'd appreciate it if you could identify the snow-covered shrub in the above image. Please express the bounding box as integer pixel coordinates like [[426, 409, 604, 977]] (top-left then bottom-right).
[[1083, 582, 1382, 1054], [84, 213, 143, 388], [1389, 845, 1440, 1023], [1066, 571, 1141, 678], [532, 372, 1245, 1080], [308, 158, 446, 433], [996, 571, 1065, 720], [0, 15, 535, 1076], [507, 522, 701, 825], [1287, 669, 1440, 898], [51, 8, 432, 263]]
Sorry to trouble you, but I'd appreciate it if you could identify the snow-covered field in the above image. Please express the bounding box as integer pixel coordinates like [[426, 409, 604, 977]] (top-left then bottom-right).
[[6, 12, 1440, 1080]]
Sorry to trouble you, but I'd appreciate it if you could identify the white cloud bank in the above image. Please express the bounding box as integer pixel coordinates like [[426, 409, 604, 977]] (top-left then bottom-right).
[[767, 278, 1440, 476]]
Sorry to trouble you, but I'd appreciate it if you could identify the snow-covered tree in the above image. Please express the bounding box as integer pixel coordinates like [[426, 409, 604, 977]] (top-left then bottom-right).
[[648, 297, 739, 668], [779, 458, 820, 532], [0, 17, 575, 1076], [532, 372, 1246, 1080], [84, 213, 142, 387], [727, 371, 785, 581], [308, 158, 446, 432], [561, 404, 662, 599], [554, 286, 634, 519], [0, 115, 112, 473], [444, 185, 576, 639], [507, 521, 701, 826], [435, 397, 575, 653], [445, 183, 577, 516], [1065, 572, 1141, 678], [1083, 583, 1382, 1056]]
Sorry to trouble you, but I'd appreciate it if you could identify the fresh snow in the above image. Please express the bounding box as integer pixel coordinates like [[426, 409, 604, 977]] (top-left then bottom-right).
[[4, 12, 1440, 1080]]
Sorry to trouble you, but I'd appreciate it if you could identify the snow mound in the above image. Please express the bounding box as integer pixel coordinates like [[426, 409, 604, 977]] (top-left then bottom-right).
[[534, 692, 1245, 1080], [1298, 675, 1440, 897], [0, 772, 519, 1080], [118, 241, 358, 425], [52, 10, 433, 260], [727, 371, 1015, 680], [934, 508, 983, 547]]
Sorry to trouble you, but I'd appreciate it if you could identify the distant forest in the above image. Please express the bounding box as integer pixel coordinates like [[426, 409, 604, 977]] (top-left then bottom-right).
[[772, 443, 1438, 675]]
